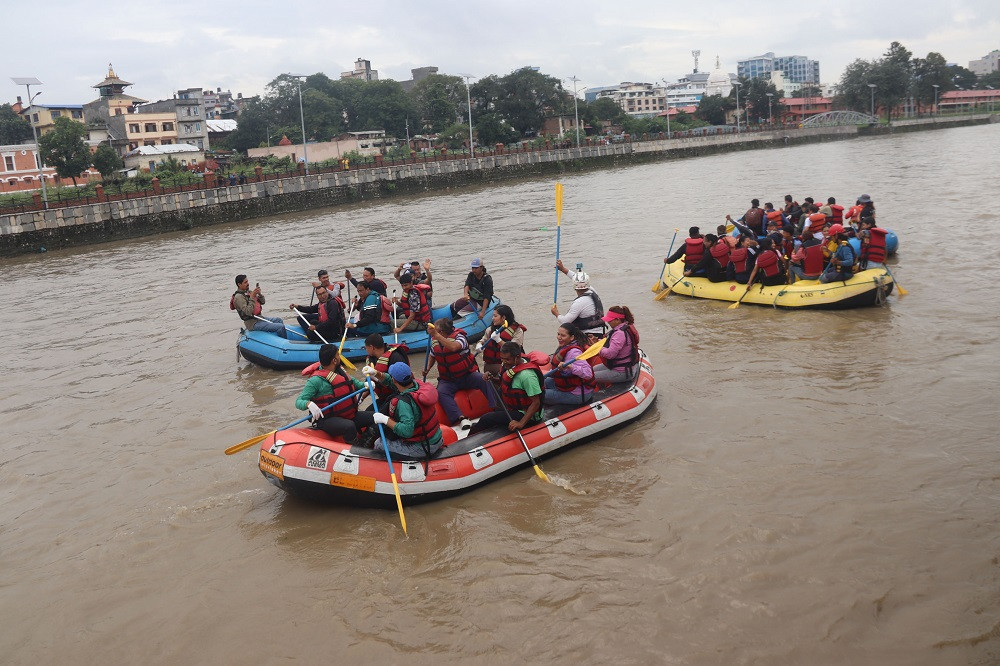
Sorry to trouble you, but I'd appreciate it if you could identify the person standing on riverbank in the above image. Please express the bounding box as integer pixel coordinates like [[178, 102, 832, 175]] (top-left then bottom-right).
[[232, 274, 287, 337]]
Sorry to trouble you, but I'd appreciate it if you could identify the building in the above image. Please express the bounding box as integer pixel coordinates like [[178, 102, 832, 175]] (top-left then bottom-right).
[[123, 143, 204, 172], [207, 119, 238, 144], [135, 88, 208, 151], [661, 58, 737, 109], [938, 89, 1000, 113], [203, 88, 244, 119], [738, 52, 820, 85], [583, 86, 618, 103], [19, 104, 85, 135], [83, 64, 148, 156], [0, 143, 56, 192], [540, 115, 583, 138], [969, 50, 1000, 76], [399, 66, 439, 92], [780, 97, 833, 123], [597, 83, 667, 117], [341, 59, 378, 81], [247, 131, 395, 163]]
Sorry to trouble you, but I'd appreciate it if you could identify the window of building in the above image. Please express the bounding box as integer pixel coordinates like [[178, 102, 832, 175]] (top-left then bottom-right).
[[32, 113, 39, 123], [149, 161, 156, 171], [51, 110, 62, 118], [161, 139, 172, 145], [162, 122, 174, 131], [72, 110, 83, 119], [144, 140, 156, 146], [3, 155, 14, 171], [196, 139, 204, 149], [144, 123, 157, 133], [115, 108, 122, 116], [193, 108, 199, 115], [194, 123, 201, 131], [129, 123, 141, 133]]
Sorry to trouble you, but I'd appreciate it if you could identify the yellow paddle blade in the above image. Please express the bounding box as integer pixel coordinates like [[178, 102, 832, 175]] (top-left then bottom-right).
[[339, 354, 357, 371], [650, 280, 661, 293], [654, 283, 676, 301], [555, 183, 563, 225], [728, 299, 742, 309], [225, 430, 275, 455], [896, 284, 908, 299], [533, 464, 551, 483], [577, 336, 607, 362], [389, 473, 408, 535]]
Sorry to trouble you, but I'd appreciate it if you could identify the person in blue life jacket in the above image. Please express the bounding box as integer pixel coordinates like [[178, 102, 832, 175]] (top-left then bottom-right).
[[345, 281, 392, 337]]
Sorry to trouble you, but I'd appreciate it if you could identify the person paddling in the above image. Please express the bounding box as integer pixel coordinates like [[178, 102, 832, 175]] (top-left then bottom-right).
[[592, 306, 640, 383], [297, 344, 367, 446], [469, 341, 545, 436]]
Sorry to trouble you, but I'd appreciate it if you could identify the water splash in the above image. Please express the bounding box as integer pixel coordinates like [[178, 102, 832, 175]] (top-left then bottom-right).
[[545, 472, 587, 495]]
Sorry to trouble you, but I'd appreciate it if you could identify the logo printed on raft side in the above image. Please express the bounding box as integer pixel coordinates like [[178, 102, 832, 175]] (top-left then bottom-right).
[[307, 447, 329, 470]]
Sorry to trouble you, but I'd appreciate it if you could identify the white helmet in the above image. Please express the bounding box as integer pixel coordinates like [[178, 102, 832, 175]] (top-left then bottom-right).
[[573, 271, 591, 290]]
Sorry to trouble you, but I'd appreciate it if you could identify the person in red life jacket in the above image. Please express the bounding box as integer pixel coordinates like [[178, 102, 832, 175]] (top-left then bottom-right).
[[552, 261, 606, 339], [820, 225, 858, 283], [363, 333, 409, 403], [745, 237, 786, 287], [232, 274, 287, 337], [857, 216, 888, 269], [788, 231, 824, 281], [296, 344, 367, 445], [359, 362, 444, 458], [345, 281, 392, 337], [470, 341, 545, 436], [592, 306, 640, 383], [450, 257, 494, 320], [393, 273, 432, 332], [476, 304, 526, 377], [826, 197, 844, 225], [726, 235, 758, 284], [544, 323, 597, 406], [683, 234, 730, 283], [311, 269, 344, 304], [778, 227, 797, 261], [289, 284, 345, 343], [344, 266, 388, 297], [424, 318, 497, 425], [394, 259, 433, 290], [664, 226, 706, 274]]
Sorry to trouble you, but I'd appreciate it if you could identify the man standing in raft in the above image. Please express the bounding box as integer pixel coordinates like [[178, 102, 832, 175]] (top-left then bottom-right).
[[231, 274, 287, 338], [551, 260, 605, 340]]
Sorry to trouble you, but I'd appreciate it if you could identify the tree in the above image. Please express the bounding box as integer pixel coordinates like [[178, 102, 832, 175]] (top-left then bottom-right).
[[697, 94, 734, 125], [437, 123, 471, 150], [37, 116, 91, 186], [91, 144, 123, 180], [474, 113, 518, 146], [0, 103, 33, 144], [408, 74, 466, 133], [977, 70, 1000, 89], [583, 97, 625, 126], [798, 85, 823, 98], [474, 68, 568, 138], [740, 77, 785, 124], [949, 65, 978, 89], [871, 41, 913, 120], [836, 58, 878, 114], [911, 52, 953, 108], [353, 81, 415, 138]]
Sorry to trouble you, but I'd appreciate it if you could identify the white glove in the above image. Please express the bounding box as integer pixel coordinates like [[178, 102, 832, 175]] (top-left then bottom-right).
[[474, 342, 483, 353], [307, 401, 323, 422], [372, 412, 390, 425], [362, 365, 377, 377]]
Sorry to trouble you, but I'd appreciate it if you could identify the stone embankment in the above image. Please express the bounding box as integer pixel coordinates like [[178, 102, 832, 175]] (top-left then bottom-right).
[[1, 114, 995, 257]]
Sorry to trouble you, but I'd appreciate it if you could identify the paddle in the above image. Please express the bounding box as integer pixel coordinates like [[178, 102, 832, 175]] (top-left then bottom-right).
[[654, 275, 685, 301], [728, 284, 753, 309], [485, 380, 550, 483], [544, 337, 607, 377], [365, 376, 407, 535], [292, 307, 357, 371], [651, 228, 679, 292], [255, 314, 309, 340], [224, 386, 367, 455], [881, 263, 908, 299], [553, 182, 563, 306], [334, 302, 357, 371], [391, 288, 398, 344], [473, 319, 508, 358]]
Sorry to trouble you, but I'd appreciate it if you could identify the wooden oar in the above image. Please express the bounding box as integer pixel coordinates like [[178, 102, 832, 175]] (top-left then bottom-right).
[[485, 380, 550, 483], [881, 264, 908, 299], [651, 228, 679, 292], [553, 182, 563, 306], [292, 307, 356, 371], [224, 386, 367, 455], [654, 274, 685, 301], [365, 376, 407, 535]]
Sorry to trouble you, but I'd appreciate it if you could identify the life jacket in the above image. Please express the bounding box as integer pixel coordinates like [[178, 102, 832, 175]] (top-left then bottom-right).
[[573, 290, 605, 332], [230, 291, 261, 319], [730, 247, 750, 273], [431, 329, 478, 381], [389, 382, 441, 451], [370, 345, 409, 399], [377, 294, 393, 324], [309, 367, 358, 419], [807, 212, 827, 233], [802, 243, 825, 276], [684, 237, 705, 266], [766, 210, 783, 224], [602, 323, 639, 370], [709, 242, 731, 268], [829, 204, 844, 224], [500, 358, 545, 414], [368, 278, 388, 295], [482, 323, 527, 365], [756, 249, 781, 277], [550, 343, 596, 393], [467, 271, 491, 302], [316, 299, 343, 326], [863, 227, 888, 265], [401, 283, 432, 323]]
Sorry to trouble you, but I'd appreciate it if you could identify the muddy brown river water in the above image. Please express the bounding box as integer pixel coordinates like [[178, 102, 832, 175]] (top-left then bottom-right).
[[1, 123, 999, 664]]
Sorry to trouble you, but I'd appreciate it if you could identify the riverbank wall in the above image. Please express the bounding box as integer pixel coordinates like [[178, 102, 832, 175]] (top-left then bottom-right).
[[2, 114, 995, 257]]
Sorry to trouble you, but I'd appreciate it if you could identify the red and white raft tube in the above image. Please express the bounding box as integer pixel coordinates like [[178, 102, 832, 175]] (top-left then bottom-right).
[[256, 350, 657, 508]]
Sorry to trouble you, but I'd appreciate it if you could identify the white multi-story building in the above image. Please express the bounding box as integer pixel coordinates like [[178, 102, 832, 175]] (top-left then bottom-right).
[[969, 50, 1000, 77]]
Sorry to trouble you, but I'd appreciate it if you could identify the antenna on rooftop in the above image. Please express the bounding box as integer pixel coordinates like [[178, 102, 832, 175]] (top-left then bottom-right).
[[692, 50, 701, 74]]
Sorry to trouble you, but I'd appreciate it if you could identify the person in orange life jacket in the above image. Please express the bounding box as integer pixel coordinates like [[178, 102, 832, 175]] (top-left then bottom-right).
[[393, 273, 432, 332], [716, 224, 739, 249], [763, 202, 788, 228], [469, 341, 545, 436], [344, 266, 388, 296], [551, 261, 606, 340], [684, 234, 730, 283], [232, 274, 287, 337], [592, 306, 640, 383], [358, 362, 444, 458], [450, 257, 494, 320], [363, 333, 410, 404], [789, 230, 824, 281], [544, 323, 597, 406], [289, 284, 345, 343], [311, 269, 344, 303], [819, 224, 858, 283], [857, 216, 888, 269], [664, 226, 706, 273], [476, 304, 526, 377], [345, 281, 391, 337], [745, 237, 786, 287], [424, 317, 497, 425], [726, 235, 758, 284], [297, 344, 367, 445]]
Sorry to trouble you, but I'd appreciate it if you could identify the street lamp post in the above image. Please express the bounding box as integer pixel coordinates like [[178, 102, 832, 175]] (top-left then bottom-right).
[[289, 74, 309, 174], [766, 92, 774, 125], [568, 76, 582, 147], [661, 78, 672, 139], [868, 83, 877, 122], [734, 81, 741, 132], [932, 84, 940, 117], [458, 74, 475, 157], [11, 77, 49, 209]]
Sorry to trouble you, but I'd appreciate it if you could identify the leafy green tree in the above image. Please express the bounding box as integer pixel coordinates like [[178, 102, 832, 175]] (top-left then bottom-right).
[[697, 94, 735, 125], [836, 58, 878, 114], [977, 70, 1000, 89], [474, 113, 518, 146], [949, 65, 978, 89], [911, 52, 953, 108], [739, 77, 785, 124], [437, 123, 470, 149], [37, 116, 91, 186], [408, 74, 466, 133], [91, 144, 123, 180], [353, 81, 415, 138], [0, 103, 33, 144], [798, 85, 823, 98], [474, 68, 568, 138], [871, 41, 913, 120], [583, 97, 625, 126]]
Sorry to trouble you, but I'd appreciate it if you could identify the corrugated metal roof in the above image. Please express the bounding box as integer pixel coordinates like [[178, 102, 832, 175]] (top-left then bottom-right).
[[206, 119, 237, 132], [124, 143, 202, 157]]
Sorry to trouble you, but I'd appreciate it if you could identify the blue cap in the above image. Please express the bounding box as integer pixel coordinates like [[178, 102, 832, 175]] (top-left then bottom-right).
[[387, 362, 412, 383]]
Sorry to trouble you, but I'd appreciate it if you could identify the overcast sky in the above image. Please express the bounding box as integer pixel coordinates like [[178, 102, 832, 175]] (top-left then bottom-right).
[[4, 0, 998, 106]]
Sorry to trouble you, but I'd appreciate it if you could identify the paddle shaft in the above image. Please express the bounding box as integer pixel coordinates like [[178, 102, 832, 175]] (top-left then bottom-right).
[[392, 289, 398, 344], [365, 376, 408, 535], [255, 314, 309, 339], [543, 337, 606, 377], [553, 183, 563, 305], [653, 228, 680, 292], [486, 380, 549, 482]]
